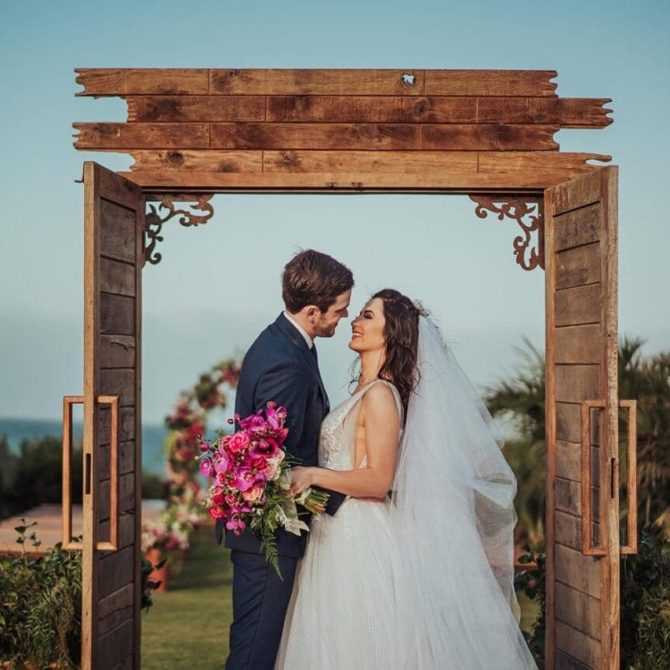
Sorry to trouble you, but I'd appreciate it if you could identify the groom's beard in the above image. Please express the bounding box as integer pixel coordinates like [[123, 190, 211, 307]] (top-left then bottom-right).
[[314, 321, 340, 338]]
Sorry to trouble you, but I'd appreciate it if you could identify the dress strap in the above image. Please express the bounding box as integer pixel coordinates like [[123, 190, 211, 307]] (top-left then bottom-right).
[[356, 379, 403, 422]]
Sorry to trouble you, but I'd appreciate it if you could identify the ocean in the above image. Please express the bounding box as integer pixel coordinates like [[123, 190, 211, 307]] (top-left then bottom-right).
[[0, 417, 168, 477]]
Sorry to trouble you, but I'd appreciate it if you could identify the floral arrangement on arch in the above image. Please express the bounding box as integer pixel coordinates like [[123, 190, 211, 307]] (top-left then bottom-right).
[[163, 356, 242, 505]]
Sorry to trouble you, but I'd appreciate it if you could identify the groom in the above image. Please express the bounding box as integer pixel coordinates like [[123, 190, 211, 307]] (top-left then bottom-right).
[[218, 249, 354, 669]]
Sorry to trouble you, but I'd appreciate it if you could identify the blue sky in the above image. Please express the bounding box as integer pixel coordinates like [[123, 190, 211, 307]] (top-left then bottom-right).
[[1, 0, 669, 422]]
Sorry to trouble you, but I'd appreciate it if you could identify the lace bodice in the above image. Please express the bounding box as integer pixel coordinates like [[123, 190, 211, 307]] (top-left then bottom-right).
[[318, 380, 402, 471]]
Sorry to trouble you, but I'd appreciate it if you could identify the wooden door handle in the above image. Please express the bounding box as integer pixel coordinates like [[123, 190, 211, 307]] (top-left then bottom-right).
[[619, 400, 637, 555], [62, 394, 119, 551], [581, 399, 638, 557], [581, 400, 607, 556], [62, 396, 84, 550]]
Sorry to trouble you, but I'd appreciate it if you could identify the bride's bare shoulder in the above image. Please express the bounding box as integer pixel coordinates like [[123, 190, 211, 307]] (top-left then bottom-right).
[[360, 381, 400, 420]]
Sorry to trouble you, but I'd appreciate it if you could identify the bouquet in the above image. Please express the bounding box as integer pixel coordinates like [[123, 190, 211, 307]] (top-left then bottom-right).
[[198, 402, 329, 576]]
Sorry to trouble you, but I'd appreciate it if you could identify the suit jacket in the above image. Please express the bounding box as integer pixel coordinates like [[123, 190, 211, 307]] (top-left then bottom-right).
[[218, 313, 346, 557]]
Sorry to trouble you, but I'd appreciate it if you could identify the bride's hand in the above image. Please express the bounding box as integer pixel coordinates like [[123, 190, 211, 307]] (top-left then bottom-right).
[[290, 466, 317, 496]]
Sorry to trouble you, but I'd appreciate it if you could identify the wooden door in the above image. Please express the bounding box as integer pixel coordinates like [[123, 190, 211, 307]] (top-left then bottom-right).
[[81, 161, 144, 669], [544, 166, 620, 669]]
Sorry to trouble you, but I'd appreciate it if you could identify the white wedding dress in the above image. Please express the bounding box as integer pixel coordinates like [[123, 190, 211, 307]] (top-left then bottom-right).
[[276, 380, 408, 669], [276, 317, 537, 670]]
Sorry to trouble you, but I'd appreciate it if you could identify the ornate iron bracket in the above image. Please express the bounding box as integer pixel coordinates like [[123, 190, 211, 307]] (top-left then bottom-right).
[[143, 194, 215, 266], [469, 196, 544, 271]]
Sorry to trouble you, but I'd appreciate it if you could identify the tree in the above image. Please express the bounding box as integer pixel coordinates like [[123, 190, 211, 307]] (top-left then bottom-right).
[[485, 337, 670, 546]]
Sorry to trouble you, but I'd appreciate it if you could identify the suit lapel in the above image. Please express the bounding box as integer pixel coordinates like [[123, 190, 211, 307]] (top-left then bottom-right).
[[275, 314, 330, 412]]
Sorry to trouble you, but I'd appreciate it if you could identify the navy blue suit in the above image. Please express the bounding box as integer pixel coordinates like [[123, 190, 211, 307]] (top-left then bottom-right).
[[219, 313, 345, 669]]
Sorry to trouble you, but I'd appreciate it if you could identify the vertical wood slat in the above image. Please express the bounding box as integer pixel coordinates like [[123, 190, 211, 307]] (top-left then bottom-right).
[[544, 185, 558, 666]]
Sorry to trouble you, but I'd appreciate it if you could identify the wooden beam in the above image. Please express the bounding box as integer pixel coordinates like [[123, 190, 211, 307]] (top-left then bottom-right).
[[209, 69, 426, 95], [424, 69, 557, 96], [75, 68, 209, 95]]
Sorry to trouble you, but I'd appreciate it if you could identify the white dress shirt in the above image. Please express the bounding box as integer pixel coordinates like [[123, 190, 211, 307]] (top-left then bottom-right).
[[283, 311, 314, 349]]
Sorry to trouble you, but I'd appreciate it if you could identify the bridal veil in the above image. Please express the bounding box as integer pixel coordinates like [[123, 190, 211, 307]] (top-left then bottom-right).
[[391, 316, 537, 669]]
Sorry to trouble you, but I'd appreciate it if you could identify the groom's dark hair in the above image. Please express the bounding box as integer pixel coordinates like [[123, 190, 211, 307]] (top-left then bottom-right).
[[282, 250, 354, 313]]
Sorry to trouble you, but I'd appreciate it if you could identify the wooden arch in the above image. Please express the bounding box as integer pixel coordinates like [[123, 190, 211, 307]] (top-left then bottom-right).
[[72, 69, 629, 670]]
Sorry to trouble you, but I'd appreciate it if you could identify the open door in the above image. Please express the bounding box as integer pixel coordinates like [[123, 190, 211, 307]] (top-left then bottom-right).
[[76, 161, 144, 669], [545, 166, 623, 669]]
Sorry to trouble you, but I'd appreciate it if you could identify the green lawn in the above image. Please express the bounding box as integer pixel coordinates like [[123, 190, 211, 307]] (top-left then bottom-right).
[[141, 527, 541, 668], [141, 526, 233, 669]]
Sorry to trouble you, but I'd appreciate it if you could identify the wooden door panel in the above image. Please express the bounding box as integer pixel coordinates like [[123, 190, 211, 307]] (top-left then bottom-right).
[[545, 166, 619, 669], [83, 161, 143, 669]]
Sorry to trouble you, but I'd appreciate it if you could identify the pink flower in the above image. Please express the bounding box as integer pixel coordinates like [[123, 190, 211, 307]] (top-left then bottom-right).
[[242, 485, 264, 502], [226, 518, 246, 534], [214, 452, 231, 474], [235, 468, 260, 492], [224, 431, 251, 454], [199, 459, 213, 477]]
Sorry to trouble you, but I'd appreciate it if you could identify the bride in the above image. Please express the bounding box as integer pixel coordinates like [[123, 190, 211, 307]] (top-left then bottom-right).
[[275, 289, 537, 669]]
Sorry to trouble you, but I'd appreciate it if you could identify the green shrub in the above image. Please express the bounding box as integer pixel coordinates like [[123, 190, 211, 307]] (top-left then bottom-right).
[[0, 521, 81, 668], [515, 548, 546, 668], [621, 527, 670, 669], [142, 472, 168, 500], [0, 522, 159, 668]]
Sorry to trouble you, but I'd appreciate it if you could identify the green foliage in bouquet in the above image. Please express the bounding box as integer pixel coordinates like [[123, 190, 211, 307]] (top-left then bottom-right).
[[620, 527, 670, 669]]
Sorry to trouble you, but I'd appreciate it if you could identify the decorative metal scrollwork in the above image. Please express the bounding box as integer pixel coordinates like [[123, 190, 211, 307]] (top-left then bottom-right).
[[469, 196, 544, 271], [144, 194, 215, 265]]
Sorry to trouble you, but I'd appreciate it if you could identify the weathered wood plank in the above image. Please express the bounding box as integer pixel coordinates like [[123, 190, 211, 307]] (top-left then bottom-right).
[[97, 162, 143, 210], [422, 124, 558, 150], [101, 293, 135, 335], [100, 200, 135, 262], [209, 69, 426, 95], [76, 68, 208, 95], [100, 258, 135, 297], [128, 149, 606, 178], [556, 621, 600, 668], [99, 472, 135, 520], [556, 402, 601, 445], [556, 649, 590, 670], [552, 169, 603, 215], [97, 545, 134, 599], [556, 582, 601, 640], [95, 618, 134, 669], [555, 509, 582, 550], [477, 97, 612, 127], [555, 284, 601, 326], [555, 364, 600, 402], [263, 150, 477, 174], [118, 168, 597, 191], [98, 406, 135, 443], [100, 334, 136, 368], [556, 476, 582, 516], [555, 243, 600, 290], [212, 123, 420, 150], [98, 583, 134, 636], [556, 440, 600, 483], [555, 203, 601, 252], [99, 368, 135, 407], [555, 544, 602, 599], [554, 324, 601, 364], [96, 441, 136, 480], [478, 151, 609, 174], [425, 69, 557, 96], [130, 150, 263, 173], [74, 123, 210, 150], [127, 95, 265, 122]]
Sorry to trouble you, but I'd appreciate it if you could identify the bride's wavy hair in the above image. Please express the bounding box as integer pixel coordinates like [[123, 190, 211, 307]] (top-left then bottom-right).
[[371, 289, 422, 413]]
